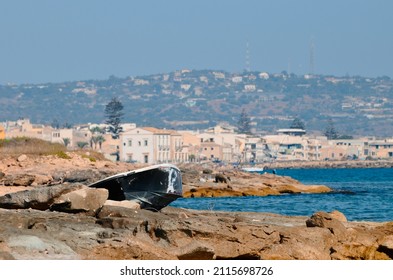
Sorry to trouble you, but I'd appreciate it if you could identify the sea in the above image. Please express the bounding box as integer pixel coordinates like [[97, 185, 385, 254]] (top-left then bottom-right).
[[171, 168, 393, 222]]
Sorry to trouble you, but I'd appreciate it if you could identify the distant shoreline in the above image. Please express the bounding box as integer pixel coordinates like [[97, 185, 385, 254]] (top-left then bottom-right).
[[242, 160, 393, 170]]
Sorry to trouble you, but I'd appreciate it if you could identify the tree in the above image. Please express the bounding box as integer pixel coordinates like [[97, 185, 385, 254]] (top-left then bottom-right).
[[77, 141, 89, 149], [324, 118, 338, 139], [62, 138, 70, 147], [105, 97, 124, 139], [290, 117, 306, 130], [237, 109, 252, 134], [91, 135, 106, 150]]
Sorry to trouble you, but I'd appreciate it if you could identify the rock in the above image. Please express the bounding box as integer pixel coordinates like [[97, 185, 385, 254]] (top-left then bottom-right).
[[329, 210, 347, 222], [7, 234, 78, 259], [0, 171, 5, 180], [0, 251, 15, 260], [0, 183, 86, 210], [62, 169, 99, 184], [33, 174, 53, 185], [103, 200, 141, 209], [215, 173, 227, 183], [377, 235, 393, 259], [0, 206, 392, 260], [175, 242, 215, 260], [2, 174, 36, 186], [17, 154, 28, 162], [306, 211, 347, 240], [51, 188, 108, 213]]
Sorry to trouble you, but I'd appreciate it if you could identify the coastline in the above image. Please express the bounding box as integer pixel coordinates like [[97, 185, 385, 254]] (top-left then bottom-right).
[[245, 159, 393, 170], [1, 154, 393, 260]]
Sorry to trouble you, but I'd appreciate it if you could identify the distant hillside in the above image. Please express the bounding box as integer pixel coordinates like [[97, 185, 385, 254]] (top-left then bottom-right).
[[1, 70, 393, 136]]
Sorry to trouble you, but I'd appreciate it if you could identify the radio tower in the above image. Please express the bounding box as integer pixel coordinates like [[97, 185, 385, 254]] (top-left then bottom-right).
[[245, 41, 251, 72], [309, 39, 315, 75]]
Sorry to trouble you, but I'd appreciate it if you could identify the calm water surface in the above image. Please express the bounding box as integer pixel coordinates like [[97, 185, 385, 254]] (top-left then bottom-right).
[[171, 168, 393, 222]]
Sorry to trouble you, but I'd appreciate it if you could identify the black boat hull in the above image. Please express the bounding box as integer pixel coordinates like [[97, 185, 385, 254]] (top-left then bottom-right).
[[89, 164, 182, 211]]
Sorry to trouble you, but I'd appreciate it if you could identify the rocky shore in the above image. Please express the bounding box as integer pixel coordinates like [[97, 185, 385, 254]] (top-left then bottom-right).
[[0, 153, 392, 260]]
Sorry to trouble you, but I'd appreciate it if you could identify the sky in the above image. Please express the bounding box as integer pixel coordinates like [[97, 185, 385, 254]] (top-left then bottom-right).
[[1, 0, 393, 84]]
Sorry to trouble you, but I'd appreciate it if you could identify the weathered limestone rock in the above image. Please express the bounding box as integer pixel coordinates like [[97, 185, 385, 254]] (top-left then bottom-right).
[[181, 167, 331, 198], [2, 174, 36, 186], [51, 188, 108, 213], [377, 235, 393, 259], [0, 206, 392, 260], [174, 242, 215, 260], [306, 211, 347, 240], [104, 199, 141, 209], [32, 174, 53, 186], [0, 183, 86, 210], [17, 154, 28, 162], [329, 210, 347, 222], [6, 234, 78, 260]]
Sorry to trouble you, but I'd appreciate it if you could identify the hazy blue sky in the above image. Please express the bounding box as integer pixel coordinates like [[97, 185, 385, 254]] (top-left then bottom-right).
[[1, 0, 392, 84]]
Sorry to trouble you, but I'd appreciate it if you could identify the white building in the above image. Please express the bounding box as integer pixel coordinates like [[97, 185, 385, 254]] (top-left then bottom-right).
[[120, 127, 188, 164]]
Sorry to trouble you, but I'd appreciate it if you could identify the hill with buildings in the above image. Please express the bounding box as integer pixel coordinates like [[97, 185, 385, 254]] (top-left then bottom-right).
[[1, 70, 393, 136]]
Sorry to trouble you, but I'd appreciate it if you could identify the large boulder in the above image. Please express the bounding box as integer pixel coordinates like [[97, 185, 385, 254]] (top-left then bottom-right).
[[306, 211, 347, 240], [0, 183, 86, 210], [51, 188, 108, 213]]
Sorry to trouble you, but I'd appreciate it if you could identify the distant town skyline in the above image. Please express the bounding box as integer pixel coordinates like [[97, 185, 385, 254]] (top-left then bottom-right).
[[1, 0, 393, 84]]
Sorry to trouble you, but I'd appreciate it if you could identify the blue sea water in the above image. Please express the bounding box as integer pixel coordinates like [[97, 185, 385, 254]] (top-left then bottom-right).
[[171, 168, 393, 222]]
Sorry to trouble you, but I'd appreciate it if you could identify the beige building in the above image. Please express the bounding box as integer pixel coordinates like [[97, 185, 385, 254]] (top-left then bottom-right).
[[200, 140, 223, 161], [51, 128, 92, 149], [0, 124, 5, 139], [366, 139, 393, 159], [120, 127, 188, 164], [4, 118, 52, 141]]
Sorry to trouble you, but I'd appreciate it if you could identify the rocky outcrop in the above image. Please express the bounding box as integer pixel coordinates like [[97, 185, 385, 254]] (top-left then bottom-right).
[[0, 206, 392, 260], [1, 154, 391, 260], [0, 183, 108, 214], [181, 165, 331, 198]]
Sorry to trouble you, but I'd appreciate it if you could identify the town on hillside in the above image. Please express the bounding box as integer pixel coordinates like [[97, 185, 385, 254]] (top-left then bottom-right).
[[1, 70, 393, 137], [1, 118, 393, 165]]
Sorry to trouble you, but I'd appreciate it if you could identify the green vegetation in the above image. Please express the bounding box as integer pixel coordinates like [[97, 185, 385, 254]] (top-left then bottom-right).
[[237, 109, 252, 134], [105, 97, 124, 139], [290, 117, 306, 130], [55, 151, 72, 159], [81, 154, 96, 162], [324, 118, 339, 140], [0, 137, 66, 158]]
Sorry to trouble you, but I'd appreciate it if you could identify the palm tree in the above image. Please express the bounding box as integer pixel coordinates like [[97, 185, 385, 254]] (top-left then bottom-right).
[[62, 138, 71, 147], [77, 141, 89, 149], [91, 135, 106, 150], [96, 135, 106, 150]]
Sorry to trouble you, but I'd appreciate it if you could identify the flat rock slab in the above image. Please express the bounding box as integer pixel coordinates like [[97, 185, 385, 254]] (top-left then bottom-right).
[[0, 183, 86, 210]]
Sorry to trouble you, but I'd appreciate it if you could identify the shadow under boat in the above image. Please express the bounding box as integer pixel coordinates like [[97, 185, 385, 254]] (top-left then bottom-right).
[[89, 164, 182, 211]]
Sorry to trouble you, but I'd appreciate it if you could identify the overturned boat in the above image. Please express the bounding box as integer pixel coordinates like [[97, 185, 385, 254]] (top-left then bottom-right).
[[89, 164, 182, 211]]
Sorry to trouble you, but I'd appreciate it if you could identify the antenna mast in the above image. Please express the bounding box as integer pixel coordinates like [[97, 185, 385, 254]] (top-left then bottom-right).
[[309, 40, 315, 75], [245, 41, 251, 72]]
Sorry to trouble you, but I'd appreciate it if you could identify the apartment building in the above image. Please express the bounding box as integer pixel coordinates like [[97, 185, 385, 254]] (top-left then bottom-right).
[[51, 128, 92, 148], [367, 139, 393, 159], [120, 127, 189, 164]]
